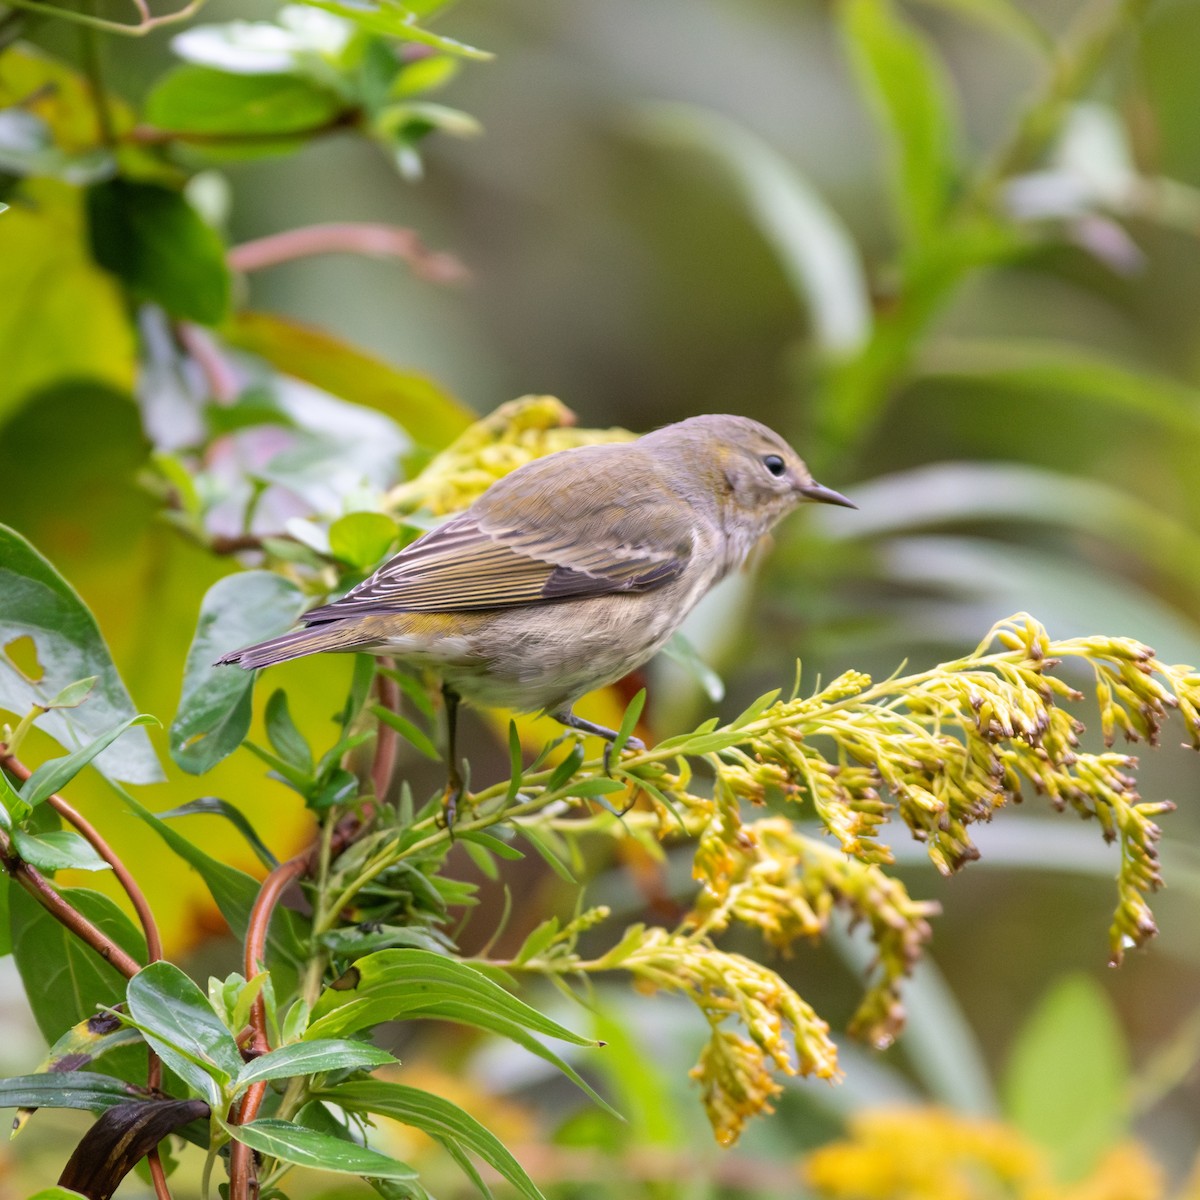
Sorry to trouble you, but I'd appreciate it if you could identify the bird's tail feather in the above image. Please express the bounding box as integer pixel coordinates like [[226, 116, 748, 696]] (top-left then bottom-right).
[[215, 624, 362, 670]]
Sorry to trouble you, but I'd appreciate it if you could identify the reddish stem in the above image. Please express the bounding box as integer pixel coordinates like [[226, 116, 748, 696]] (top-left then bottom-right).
[[227, 223, 469, 285]]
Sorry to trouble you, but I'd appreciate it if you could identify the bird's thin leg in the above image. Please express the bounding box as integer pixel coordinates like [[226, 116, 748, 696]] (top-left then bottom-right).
[[440, 684, 464, 829], [552, 707, 646, 768]]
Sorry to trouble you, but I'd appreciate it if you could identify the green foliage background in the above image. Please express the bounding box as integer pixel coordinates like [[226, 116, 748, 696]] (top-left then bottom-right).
[[2, 0, 1200, 1195]]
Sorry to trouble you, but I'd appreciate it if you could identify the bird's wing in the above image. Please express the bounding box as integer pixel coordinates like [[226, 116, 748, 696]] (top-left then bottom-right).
[[302, 456, 696, 620]]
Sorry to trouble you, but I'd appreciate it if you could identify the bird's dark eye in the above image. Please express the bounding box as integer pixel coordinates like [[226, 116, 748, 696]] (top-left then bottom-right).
[[762, 454, 787, 478]]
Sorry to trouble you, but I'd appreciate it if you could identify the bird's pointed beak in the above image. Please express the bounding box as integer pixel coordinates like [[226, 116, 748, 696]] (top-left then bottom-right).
[[798, 480, 857, 509]]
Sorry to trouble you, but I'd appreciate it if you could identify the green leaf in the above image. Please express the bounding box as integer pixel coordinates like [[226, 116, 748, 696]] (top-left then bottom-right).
[[123, 789, 308, 995], [329, 512, 400, 569], [225, 1117, 419, 1179], [264, 688, 314, 774], [126, 961, 243, 1107], [661, 631, 726, 703], [170, 571, 307, 775], [29, 1189, 92, 1200], [10, 887, 146, 1049], [0, 523, 160, 785], [305, 949, 612, 1113], [1003, 974, 1129, 1180], [637, 104, 871, 356], [86, 179, 231, 326], [0, 1071, 145, 1112], [225, 311, 473, 451], [236, 1038, 397, 1089], [840, 0, 959, 251], [20, 714, 159, 807], [146, 67, 344, 136], [298, 0, 493, 60], [371, 704, 441, 761], [158, 796, 279, 870], [12, 829, 109, 872], [0, 179, 135, 422], [44, 677, 98, 709], [324, 1079, 545, 1200], [908, 0, 1052, 54]]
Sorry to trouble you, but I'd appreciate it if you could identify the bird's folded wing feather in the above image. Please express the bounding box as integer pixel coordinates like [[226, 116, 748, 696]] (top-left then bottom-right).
[[302, 471, 695, 620]]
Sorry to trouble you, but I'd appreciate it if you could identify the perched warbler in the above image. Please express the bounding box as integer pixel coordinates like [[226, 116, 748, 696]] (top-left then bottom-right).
[[217, 413, 854, 816]]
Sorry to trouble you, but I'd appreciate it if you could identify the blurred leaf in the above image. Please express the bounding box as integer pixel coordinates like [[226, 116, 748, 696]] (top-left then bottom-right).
[[225, 1116, 419, 1177], [324, 1078, 546, 1200], [1003, 974, 1128, 1179], [264, 687, 314, 773], [661, 631, 725, 703], [909, 0, 1052, 53], [840, 0, 959, 251], [12, 829, 109, 872], [157, 796, 279, 870], [0, 1071, 145, 1112], [146, 66, 345, 136], [371, 703, 440, 761], [306, 948, 614, 1113], [235, 1038, 396, 1088], [11, 887, 146, 1048], [86, 179, 231, 326], [0, 179, 135, 433], [329, 511, 399, 569], [0, 523, 161, 783], [20, 714, 159, 807], [126, 960, 243, 1107], [298, 0, 492, 60], [169, 571, 307, 775], [915, 337, 1200, 439], [638, 104, 871, 355], [225, 310, 473, 450]]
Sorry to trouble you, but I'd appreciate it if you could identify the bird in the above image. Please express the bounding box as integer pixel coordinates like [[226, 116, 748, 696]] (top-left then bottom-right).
[[216, 413, 855, 820]]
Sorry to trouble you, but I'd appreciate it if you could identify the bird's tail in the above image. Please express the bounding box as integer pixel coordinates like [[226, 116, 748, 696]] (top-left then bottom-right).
[[215, 623, 363, 670]]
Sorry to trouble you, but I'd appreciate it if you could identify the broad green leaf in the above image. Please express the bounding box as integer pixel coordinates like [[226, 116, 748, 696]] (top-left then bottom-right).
[[840, 0, 959, 251], [12, 829, 109, 872], [0, 179, 135, 422], [1003, 974, 1129, 1179], [169, 571, 307, 775], [298, 0, 492, 59], [10, 887, 146, 1049], [0, 523, 160, 784], [146, 66, 344, 136], [86, 179, 231, 326], [158, 796, 279, 870], [20, 714, 159, 807], [225, 311, 473, 450], [123, 788, 308, 994], [225, 1117, 418, 1178], [305, 949, 611, 1112], [236, 1038, 396, 1088], [329, 512, 400, 569], [126, 961, 243, 1107], [324, 1079, 545, 1200], [264, 688, 314, 774], [0, 1071, 145, 1112], [638, 104, 871, 356]]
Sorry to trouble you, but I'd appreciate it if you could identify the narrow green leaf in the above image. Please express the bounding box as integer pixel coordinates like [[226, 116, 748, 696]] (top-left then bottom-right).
[[840, 0, 959, 251], [12, 829, 110, 872], [19, 714, 158, 807], [323, 1079, 545, 1200], [512, 918, 560, 967], [236, 1039, 396, 1089], [126, 961, 244, 1106], [225, 1117, 418, 1179], [515, 826, 577, 884], [1003, 974, 1129, 1179], [455, 830, 523, 860], [299, 0, 493, 60], [264, 688, 314, 774], [44, 677, 98, 709], [86, 179, 231, 325], [329, 512, 400, 569], [563, 778, 627, 799], [0, 524, 161, 785], [504, 720, 524, 804], [0, 1071, 146, 1112], [545, 743, 585, 793], [170, 571, 307, 775], [728, 689, 781, 730], [371, 704, 441, 761], [157, 796, 278, 870]]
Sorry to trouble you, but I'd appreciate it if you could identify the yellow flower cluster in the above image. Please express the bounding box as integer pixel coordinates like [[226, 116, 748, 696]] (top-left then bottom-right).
[[802, 1108, 1168, 1200], [385, 395, 634, 517]]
